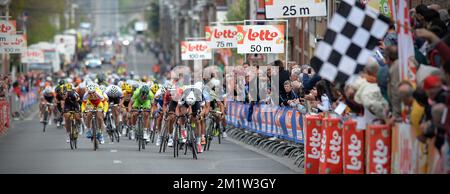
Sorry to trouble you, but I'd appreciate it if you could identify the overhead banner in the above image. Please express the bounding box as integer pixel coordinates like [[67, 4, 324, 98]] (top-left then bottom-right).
[[0, 20, 17, 35], [21, 49, 45, 64], [236, 25, 285, 54], [205, 25, 238, 48], [0, 35, 27, 54], [181, 41, 212, 61], [264, 0, 327, 18]]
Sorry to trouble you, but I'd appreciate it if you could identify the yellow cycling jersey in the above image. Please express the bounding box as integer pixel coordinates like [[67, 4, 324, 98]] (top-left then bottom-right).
[[81, 88, 109, 113]]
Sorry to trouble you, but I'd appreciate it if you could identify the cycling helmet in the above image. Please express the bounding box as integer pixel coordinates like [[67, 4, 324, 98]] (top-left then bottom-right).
[[58, 79, 66, 85], [97, 73, 106, 83], [65, 83, 73, 92], [186, 91, 196, 106], [46, 77, 52, 82], [87, 84, 96, 93], [43, 86, 53, 94], [210, 78, 220, 88], [109, 85, 119, 95], [141, 85, 150, 95], [150, 84, 159, 94], [78, 82, 86, 89], [132, 82, 140, 91]]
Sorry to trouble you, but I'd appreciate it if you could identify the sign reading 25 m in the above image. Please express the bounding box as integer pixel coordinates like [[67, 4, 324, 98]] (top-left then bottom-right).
[[265, 0, 327, 18]]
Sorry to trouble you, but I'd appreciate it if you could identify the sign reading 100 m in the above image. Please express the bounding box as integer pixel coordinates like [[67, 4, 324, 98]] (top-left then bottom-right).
[[265, 0, 327, 19]]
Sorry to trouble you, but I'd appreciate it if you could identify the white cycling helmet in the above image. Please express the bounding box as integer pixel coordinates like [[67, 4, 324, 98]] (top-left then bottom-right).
[[186, 91, 196, 106], [210, 78, 220, 88], [78, 82, 86, 89], [108, 85, 119, 96], [43, 86, 53, 93], [87, 84, 96, 93]]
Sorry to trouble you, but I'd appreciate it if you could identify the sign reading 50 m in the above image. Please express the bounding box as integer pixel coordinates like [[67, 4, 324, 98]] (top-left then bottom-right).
[[265, 0, 327, 18], [236, 25, 285, 54]]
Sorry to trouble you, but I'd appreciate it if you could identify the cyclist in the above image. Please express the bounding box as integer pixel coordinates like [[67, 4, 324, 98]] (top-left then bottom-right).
[[128, 84, 154, 141], [162, 84, 182, 147], [82, 84, 109, 144], [54, 79, 66, 127], [39, 86, 56, 124], [207, 81, 227, 138], [150, 83, 164, 143], [62, 83, 81, 143], [105, 84, 123, 135], [121, 82, 133, 135], [97, 73, 109, 87], [178, 83, 205, 153]]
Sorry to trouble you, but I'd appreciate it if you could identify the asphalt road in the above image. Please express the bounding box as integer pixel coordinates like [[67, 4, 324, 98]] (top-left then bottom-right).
[[0, 107, 298, 174]]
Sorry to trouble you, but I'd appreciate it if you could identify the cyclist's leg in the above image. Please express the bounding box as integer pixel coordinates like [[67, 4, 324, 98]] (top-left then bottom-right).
[[63, 112, 71, 133], [96, 110, 105, 132], [112, 105, 120, 128], [85, 112, 92, 129]]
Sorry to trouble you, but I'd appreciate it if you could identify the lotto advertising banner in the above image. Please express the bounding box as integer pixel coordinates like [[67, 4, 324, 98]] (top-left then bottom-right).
[[304, 115, 322, 174], [342, 120, 365, 174], [205, 25, 238, 49], [366, 125, 391, 174], [0, 34, 27, 54], [318, 118, 343, 174], [0, 20, 17, 35], [181, 41, 212, 60], [236, 25, 285, 54], [264, 0, 327, 19]]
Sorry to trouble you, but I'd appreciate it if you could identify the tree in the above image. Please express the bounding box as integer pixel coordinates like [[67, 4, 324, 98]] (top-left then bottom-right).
[[146, 0, 160, 38], [9, 0, 66, 45], [226, 0, 248, 22]]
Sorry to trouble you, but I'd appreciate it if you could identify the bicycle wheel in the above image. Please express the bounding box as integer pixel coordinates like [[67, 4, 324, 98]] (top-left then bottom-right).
[[187, 126, 197, 159], [43, 110, 49, 133], [173, 125, 179, 158], [190, 129, 198, 160], [206, 120, 214, 151], [137, 117, 142, 151], [70, 120, 75, 150], [216, 123, 222, 144], [158, 129, 165, 153], [92, 117, 98, 151], [161, 121, 168, 153]]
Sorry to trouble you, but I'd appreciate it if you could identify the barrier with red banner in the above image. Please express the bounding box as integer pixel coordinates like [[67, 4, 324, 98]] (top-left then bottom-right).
[[304, 115, 322, 174], [225, 101, 444, 174], [319, 118, 343, 174], [366, 125, 391, 174], [342, 120, 365, 174], [0, 100, 10, 135]]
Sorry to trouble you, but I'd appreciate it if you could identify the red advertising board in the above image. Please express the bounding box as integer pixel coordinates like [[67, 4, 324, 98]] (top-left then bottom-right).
[[304, 115, 322, 174], [319, 118, 343, 174], [366, 125, 391, 174], [343, 120, 365, 174]]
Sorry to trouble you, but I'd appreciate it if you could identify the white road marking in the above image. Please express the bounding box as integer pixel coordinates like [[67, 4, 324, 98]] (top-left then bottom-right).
[[110, 149, 117, 153], [113, 160, 122, 164]]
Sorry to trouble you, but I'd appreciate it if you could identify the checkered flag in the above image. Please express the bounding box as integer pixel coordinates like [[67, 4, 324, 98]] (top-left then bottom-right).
[[310, 0, 390, 85]]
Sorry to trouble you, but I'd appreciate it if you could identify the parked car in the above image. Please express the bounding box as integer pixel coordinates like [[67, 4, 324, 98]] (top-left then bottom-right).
[[84, 54, 102, 69]]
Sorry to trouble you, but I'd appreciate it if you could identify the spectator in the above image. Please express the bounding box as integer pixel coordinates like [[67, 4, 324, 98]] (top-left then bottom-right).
[[313, 79, 337, 113], [385, 45, 402, 119], [353, 59, 389, 119], [422, 75, 447, 105], [280, 80, 299, 107]]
